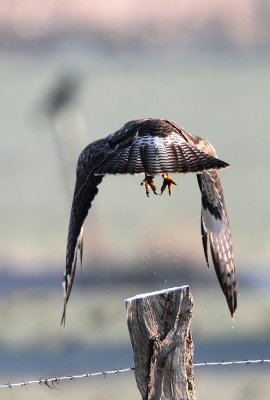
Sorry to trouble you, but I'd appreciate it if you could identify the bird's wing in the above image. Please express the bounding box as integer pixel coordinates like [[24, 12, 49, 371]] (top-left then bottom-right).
[[61, 139, 106, 325], [197, 171, 237, 316]]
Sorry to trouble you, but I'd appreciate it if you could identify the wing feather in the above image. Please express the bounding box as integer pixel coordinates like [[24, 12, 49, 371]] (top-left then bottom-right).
[[61, 144, 105, 324], [197, 171, 237, 316], [201, 212, 209, 267]]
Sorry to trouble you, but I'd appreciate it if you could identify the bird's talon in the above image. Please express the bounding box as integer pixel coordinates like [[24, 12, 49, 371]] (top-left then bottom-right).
[[160, 174, 177, 195], [140, 174, 157, 197]]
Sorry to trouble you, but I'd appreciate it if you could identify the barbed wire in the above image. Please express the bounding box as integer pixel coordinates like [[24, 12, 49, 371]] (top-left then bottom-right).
[[0, 359, 269, 389], [194, 359, 270, 367]]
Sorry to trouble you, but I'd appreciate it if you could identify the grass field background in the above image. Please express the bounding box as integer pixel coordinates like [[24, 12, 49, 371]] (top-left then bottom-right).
[[0, 48, 270, 398]]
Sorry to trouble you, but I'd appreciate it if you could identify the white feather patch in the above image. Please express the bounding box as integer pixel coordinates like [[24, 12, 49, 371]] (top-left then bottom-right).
[[202, 208, 223, 234]]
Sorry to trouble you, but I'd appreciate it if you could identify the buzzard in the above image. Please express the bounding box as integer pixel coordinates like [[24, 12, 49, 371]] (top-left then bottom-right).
[[61, 118, 237, 324]]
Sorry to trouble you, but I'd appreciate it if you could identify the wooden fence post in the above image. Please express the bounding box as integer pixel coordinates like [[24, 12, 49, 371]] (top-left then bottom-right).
[[125, 286, 196, 400]]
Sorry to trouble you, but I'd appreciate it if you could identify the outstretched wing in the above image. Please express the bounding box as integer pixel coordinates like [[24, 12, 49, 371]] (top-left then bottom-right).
[[61, 141, 105, 325], [197, 171, 237, 316]]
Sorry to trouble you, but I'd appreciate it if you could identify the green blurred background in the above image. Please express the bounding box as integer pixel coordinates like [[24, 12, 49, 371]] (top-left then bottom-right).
[[0, 1, 270, 399]]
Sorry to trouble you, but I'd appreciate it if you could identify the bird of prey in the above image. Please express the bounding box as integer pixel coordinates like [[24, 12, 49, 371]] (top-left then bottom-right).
[[61, 118, 237, 324]]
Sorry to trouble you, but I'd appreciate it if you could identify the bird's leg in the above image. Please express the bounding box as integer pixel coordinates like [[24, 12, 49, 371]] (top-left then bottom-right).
[[160, 173, 177, 196], [140, 174, 158, 197]]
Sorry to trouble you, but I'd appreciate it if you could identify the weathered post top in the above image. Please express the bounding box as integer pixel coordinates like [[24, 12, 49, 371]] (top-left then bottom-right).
[[125, 286, 196, 400]]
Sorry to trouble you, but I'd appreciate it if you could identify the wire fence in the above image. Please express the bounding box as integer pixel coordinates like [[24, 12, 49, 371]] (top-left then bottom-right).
[[1, 359, 270, 389]]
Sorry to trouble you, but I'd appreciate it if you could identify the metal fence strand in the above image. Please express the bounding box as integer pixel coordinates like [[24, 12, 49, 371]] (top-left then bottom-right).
[[1, 359, 270, 389], [194, 359, 270, 367]]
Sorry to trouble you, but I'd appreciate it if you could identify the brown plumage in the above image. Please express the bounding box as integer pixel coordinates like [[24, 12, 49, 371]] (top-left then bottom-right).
[[61, 118, 237, 324]]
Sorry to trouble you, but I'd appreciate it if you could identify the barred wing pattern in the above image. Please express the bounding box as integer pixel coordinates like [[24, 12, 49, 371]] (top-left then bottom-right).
[[197, 169, 237, 316], [62, 174, 103, 324], [61, 118, 235, 323]]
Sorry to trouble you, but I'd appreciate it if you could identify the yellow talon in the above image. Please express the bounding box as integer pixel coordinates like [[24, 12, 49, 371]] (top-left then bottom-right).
[[140, 174, 158, 197], [160, 174, 177, 196]]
